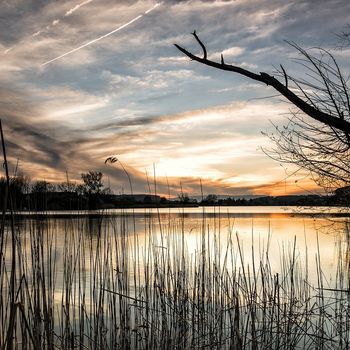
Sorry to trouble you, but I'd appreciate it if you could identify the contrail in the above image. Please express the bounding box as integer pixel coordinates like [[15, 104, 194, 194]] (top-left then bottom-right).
[[65, 0, 93, 16], [42, 2, 162, 66], [3, 0, 95, 55]]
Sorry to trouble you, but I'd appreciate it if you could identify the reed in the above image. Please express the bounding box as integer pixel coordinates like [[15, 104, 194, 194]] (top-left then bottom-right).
[[0, 207, 349, 349]]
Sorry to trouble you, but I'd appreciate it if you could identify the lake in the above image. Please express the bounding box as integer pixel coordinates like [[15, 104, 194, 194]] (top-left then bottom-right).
[[7, 206, 350, 291], [2, 206, 349, 348]]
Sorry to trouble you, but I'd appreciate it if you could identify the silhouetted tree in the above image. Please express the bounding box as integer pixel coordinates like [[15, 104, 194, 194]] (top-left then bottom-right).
[[11, 175, 30, 209], [0, 175, 30, 210], [57, 181, 77, 193], [81, 171, 104, 195], [30, 180, 55, 210], [176, 32, 350, 192], [202, 194, 218, 205], [31, 180, 55, 193], [178, 193, 190, 204], [81, 171, 104, 209]]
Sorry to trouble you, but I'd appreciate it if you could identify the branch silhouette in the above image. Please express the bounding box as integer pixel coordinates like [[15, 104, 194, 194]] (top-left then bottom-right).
[[175, 32, 350, 135]]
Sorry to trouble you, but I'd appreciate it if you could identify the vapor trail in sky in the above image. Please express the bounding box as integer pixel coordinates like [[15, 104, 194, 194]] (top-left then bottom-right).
[[65, 0, 93, 16], [42, 2, 162, 66], [2, 0, 95, 55]]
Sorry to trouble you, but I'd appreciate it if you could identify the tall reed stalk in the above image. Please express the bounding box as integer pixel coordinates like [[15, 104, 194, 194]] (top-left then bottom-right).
[[0, 207, 349, 349]]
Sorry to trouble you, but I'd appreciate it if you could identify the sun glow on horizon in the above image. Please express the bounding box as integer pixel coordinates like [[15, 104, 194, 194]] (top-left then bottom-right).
[[0, 0, 340, 198]]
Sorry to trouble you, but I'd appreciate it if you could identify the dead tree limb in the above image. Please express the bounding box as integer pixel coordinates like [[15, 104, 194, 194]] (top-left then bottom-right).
[[174, 32, 350, 135]]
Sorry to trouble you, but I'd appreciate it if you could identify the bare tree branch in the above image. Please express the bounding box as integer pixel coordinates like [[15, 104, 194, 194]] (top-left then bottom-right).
[[192, 30, 207, 60], [280, 64, 288, 89], [175, 32, 350, 192], [174, 33, 350, 134]]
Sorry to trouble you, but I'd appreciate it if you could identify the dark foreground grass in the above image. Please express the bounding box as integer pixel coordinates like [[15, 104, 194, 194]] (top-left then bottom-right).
[[0, 211, 349, 349]]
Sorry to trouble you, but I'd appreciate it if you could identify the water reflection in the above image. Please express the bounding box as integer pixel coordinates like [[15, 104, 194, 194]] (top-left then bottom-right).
[[2, 206, 349, 348], [11, 206, 348, 288]]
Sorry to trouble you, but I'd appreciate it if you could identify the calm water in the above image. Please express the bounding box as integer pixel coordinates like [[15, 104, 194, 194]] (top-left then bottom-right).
[[11, 206, 350, 289], [3, 206, 349, 348]]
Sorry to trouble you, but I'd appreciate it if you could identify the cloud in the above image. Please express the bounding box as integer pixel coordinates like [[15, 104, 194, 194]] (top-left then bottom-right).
[[102, 68, 207, 92], [42, 2, 162, 66], [0, 84, 320, 196], [0, 86, 153, 189], [0, 88, 65, 171], [0, 0, 348, 196], [77, 101, 290, 189], [1, 0, 96, 57], [65, 0, 94, 16], [211, 46, 245, 60]]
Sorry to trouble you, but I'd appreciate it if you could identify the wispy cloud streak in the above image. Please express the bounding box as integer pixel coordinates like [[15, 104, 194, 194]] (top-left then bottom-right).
[[65, 0, 94, 16], [2, 0, 95, 55], [42, 2, 162, 66]]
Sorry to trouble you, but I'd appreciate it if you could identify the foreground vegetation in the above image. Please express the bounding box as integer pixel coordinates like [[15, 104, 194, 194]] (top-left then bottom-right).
[[0, 209, 349, 349]]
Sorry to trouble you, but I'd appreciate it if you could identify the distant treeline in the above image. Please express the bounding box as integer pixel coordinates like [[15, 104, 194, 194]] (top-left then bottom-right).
[[210, 195, 335, 206], [178, 192, 348, 207], [0, 171, 176, 210], [1, 171, 349, 211], [1, 171, 106, 210]]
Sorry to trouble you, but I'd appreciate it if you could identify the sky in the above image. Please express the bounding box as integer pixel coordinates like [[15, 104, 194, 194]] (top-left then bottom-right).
[[0, 0, 349, 197]]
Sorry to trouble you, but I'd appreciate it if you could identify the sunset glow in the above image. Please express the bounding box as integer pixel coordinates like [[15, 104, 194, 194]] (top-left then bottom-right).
[[1, 0, 349, 197]]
